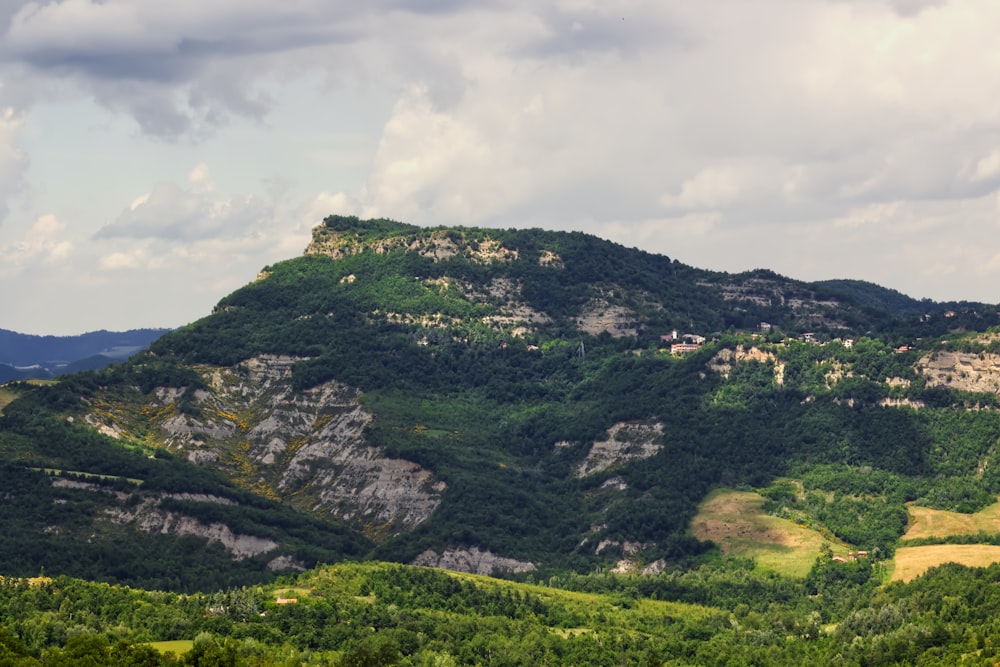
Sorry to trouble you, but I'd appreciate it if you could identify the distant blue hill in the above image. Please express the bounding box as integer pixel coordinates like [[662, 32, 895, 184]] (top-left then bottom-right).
[[0, 328, 170, 381]]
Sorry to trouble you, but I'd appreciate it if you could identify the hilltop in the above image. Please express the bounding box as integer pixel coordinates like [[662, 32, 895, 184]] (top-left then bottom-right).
[[2, 216, 1000, 591]]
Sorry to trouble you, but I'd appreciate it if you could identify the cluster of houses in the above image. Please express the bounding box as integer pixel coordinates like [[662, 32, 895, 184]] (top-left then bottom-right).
[[661, 323, 861, 356], [660, 330, 706, 355]]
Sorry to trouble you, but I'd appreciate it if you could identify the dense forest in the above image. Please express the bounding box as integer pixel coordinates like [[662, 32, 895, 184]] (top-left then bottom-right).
[[5, 217, 1000, 663], [5, 559, 1000, 665]]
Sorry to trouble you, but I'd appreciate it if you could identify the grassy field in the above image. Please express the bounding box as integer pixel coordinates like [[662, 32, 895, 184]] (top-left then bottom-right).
[[274, 586, 311, 601], [892, 545, 1000, 582], [0, 386, 19, 415], [443, 567, 720, 628], [689, 488, 844, 577], [0, 379, 54, 416], [902, 498, 1000, 541], [888, 498, 1000, 581], [147, 640, 193, 655]]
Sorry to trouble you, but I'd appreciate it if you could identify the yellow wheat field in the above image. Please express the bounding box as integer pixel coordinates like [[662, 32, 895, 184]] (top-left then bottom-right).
[[892, 544, 1000, 582], [903, 499, 1000, 541]]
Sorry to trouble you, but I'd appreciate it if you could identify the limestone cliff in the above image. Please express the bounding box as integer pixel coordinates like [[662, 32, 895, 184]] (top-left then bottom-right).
[[411, 547, 536, 576], [918, 349, 1000, 394], [576, 421, 664, 477], [86, 355, 444, 535]]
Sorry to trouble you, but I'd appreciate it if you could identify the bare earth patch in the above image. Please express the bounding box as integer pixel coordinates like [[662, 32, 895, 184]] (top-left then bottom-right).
[[892, 545, 1000, 583], [690, 489, 838, 577]]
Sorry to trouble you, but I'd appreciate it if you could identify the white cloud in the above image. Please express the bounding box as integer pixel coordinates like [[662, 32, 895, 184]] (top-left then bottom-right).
[[0, 213, 72, 269], [96, 164, 276, 241], [660, 167, 744, 211], [99, 249, 143, 270], [187, 162, 214, 193], [9, 0, 1000, 333], [0, 107, 27, 222], [304, 191, 360, 222], [832, 202, 904, 229], [600, 212, 721, 256], [972, 150, 1000, 183]]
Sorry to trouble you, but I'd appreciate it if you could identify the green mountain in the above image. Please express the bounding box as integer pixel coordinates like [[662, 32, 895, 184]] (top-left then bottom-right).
[[2, 216, 1000, 593]]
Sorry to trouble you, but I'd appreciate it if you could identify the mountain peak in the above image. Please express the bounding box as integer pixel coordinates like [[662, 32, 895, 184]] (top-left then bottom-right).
[[304, 215, 523, 265]]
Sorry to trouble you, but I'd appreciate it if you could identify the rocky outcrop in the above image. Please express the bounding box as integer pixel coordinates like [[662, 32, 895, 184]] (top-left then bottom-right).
[[370, 276, 553, 338], [305, 226, 518, 265], [576, 421, 664, 477], [575, 302, 638, 338], [90, 355, 445, 535], [709, 346, 783, 384], [918, 350, 1000, 394], [411, 547, 536, 575], [104, 504, 277, 560], [266, 554, 307, 572], [707, 277, 849, 329]]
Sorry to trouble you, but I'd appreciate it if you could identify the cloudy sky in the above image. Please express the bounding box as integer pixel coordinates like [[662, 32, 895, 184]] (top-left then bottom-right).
[[2, 0, 1000, 334]]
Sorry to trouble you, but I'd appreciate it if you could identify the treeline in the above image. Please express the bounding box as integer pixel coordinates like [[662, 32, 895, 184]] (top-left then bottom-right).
[[7, 559, 1000, 665]]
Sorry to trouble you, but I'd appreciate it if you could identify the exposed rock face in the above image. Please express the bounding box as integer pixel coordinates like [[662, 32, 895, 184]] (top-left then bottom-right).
[[577, 421, 664, 477], [918, 350, 1000, 394], [707, 277, 848, 329], [266, 554, 307, 572], [538, 250, 564, 268], [411, 547, 536, 575], [104, 504, 278, 560], [374, 276, 554, 338], [475, 278, 553, 336], [576, 301, 638, 338], [641, 559, 668, 575], [880, 397, 925, 409], [600, 476, 628, 491], [89, 355, 444, 534], [708, 346, 783, 384], [305, 227, 518, 265]]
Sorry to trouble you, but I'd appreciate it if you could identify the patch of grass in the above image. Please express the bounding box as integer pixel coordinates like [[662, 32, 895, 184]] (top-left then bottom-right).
[[0, 387, 20, 415], [902, 497, 1000, 541], [690, 488, 848, 577], [274, 587, 311, 600], [892, 545, 1000, 582], [146, 640, 193, 655], [439, 568, 718, 624]]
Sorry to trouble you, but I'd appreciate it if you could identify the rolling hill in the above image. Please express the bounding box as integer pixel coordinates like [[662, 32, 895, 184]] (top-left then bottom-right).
[[2, 215, 1000, 592]]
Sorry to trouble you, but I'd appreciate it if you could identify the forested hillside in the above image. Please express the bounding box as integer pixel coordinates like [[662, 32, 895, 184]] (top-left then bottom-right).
[[4, 560, 1000, 665], [3, 217, 1000, 583], [6, 216, 1000, 663]]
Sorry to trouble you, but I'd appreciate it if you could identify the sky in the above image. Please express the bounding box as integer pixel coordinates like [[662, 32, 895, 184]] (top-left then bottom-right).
[[3, 0, 1000, 335]]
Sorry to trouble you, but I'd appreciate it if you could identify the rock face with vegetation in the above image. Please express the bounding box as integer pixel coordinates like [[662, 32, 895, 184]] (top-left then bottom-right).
[[3, 215, 1000, 589], [411, 546, 536, 575], [576, 421, 664, 477], [917, 336, 1000, 394], [88, 354, 444, 534]]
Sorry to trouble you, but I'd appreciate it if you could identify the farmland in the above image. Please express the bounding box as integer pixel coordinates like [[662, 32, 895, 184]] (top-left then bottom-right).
[[689, 488, 847, 577]]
